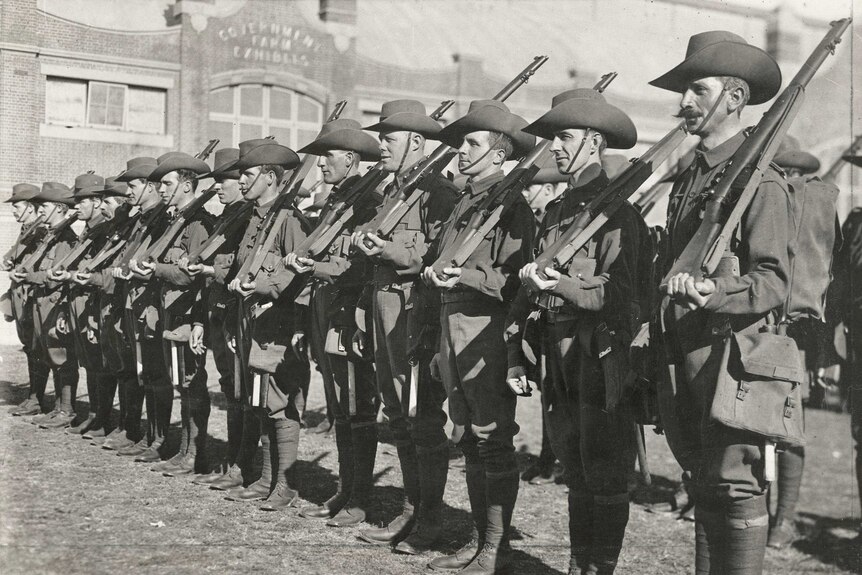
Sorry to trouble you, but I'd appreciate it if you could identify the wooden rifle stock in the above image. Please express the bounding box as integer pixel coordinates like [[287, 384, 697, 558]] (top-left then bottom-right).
[[187, 201, 255, 264], [536, 122, 688, 272], [362, 57, 550, 245], [822, 134, 862, 183], [661, 18, 851, 286], [10, 215, 47, 264], [16, 212, 78, 273], [61, 204, 134, 272]]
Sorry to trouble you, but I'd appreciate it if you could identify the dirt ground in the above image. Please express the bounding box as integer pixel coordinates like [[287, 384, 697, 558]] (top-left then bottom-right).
[[0, 343, 860, 575]]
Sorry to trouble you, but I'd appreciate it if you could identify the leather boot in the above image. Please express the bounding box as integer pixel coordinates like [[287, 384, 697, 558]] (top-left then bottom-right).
[[302, 421, 354, 519], [135, 442, 165, 463], [768, 446, 804, 548], [41, 383, 76, 429], [396, 440, 449, 554], [224, 402, 244, 469], [260, 481, 300, 511], [40, 409, 76, 429], [152, 414, 188, 472], [459, 468, 519, 574], [103, 430, 135, 451], [588, 494, 629, 575], [192, 467, 226, 485], [428, 461, 487, 570], [209, 465, 244, 491], [568, 491, 594, 574], [226, 421, 271, 501], [65, 413, 96, 435], [12, 397, 41, 416], [165, 394, 209, 477], [328, 423, 377, 527], [358, 439, 418, 544], [259, 419, 300, 511], [236, 407, 262, 481], [117, 437, 149, 457], [31, 408, 61, 425], [27, 353, 50, 403]]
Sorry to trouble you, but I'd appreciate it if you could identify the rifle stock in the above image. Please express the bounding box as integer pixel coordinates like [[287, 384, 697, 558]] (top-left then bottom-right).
[[142, 183, 219, 263], [61, 205, 134, 272], [16, 212, 78, 273], [661, 18, 851, 286], [10, 215, 46, 263], [187, 201, 255, 264]]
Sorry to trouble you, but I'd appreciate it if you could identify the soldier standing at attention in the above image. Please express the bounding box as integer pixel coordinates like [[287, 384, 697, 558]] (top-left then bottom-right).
[[180, 148, 257, 488], [268, 119, 382, 526], [422, 100, 535, 574], [131, 153, 213, 476], [227, 140, 308, 511], [3, 183, 50, 417], [652, 31, 791, 573], [349, 99, 457, 552], [14, 183, 80, 429]]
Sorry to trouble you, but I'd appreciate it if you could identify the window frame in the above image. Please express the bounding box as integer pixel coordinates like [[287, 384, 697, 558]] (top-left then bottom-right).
[[84, 81, 128, 131]]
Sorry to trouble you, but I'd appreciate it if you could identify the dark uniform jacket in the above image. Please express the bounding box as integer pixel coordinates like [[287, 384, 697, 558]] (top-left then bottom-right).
[[122, 203, 171, 341], [206, 200, 254, 311], [4, 221, 47, 331]]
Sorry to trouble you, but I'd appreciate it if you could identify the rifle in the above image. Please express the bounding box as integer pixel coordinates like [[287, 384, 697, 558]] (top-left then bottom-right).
[[185, 201, 255, 265], [533, 121, 688, 273], [360, 57, 550, 247], [432, 72, 619, 275], [137, 139, 221, 264], [54, 204, 134, 272], [9, 215, 47, 264], [232, 100, 349, 284], [661, 18, 851, 286], [114, 204, 170, 277], [822, 133, 862, 183], [16, 211, 79, 273]]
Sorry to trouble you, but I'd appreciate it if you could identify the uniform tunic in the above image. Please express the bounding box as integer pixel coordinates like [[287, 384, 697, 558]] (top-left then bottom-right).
[[659, 129, 791, 503], [5, 222, 47, 349]]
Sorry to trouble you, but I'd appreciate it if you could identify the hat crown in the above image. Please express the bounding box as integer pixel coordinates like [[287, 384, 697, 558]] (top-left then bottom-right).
[[42, 181, 70, 194], [126, 157, 157, 170], [238, 138, 275, 157], [551, 89, 605, 108], [211, 148, 240, 168], [686, 30, 748, 57], [74, 173, 104, 191], [12, 183, 39, 196], [380, 99, 426, 119], [466, 100, 510, 115], [318, 118, 363, 138]]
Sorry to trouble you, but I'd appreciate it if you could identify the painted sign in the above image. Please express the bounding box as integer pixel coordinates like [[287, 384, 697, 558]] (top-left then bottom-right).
[[217, 22, 324, 66]]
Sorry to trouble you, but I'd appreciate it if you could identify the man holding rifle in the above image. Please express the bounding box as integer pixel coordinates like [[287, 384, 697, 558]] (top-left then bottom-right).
[[350, 100, 457, 551], [271, 119, 383, 527], [422, 100, 535, 574], [12, 183, 80, 429], [507, 88, 643, 575], [3, 183, 50, 417], [653, 31, 790, 573], [131, 152, 213, 475], [226, 139, 308, 511]]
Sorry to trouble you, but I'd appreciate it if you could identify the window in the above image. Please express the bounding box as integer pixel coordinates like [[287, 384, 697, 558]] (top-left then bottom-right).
[[45, 77, 166, 134], [208, 84, 323, 148]]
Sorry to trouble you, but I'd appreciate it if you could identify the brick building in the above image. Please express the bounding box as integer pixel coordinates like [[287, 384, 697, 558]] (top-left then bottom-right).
[[0, 0, 858, 343]]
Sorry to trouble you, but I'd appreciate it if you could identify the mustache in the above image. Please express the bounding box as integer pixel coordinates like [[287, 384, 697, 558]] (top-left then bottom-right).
[[674, 108, 700, 120]]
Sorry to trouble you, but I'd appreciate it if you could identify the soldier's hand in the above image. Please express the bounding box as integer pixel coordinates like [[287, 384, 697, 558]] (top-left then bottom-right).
[[429, 352, 442, 382], [425, 266, 461, 290], [177, 256, 189, 271], [520, 263, 560, 292], [227, 336, 236, 354], [0, 259, 11, 272], [355, 232, 386, 257], [291, 331, 307, 360], [235, 281, 256, 298], [137, 259, 156, 275], [351, 329, 367, 358], [56, 315, 69, 335], [74, 271, 91, 285], [506, 365, 532, 397], [227, 278, 241, 293], [10, 270, 27, 283], [292, 256, 315, 274], [50, 269, 72, 282], [185, 263, 213, 277], [189, 325, 206, 355], [665, 272, 711, 310]]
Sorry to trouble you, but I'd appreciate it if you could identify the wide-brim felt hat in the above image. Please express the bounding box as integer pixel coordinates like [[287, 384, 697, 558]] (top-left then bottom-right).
[[5, 183, 40, 203], [73, 173, 106, 199], [774, 136, 820, 174], [35, 182, 76, 206], [438, 100, 536, 157], [298, 119, 381, 161], [364, 99, 443, 139], [149, 152, 211, 182], [115, 157, 158, 182], [524, 89, 638, 150], [226, 142, 301, 172], [649, 30, 781, 105], [844, 154, 862, 168], [98, 177, 130, 198], [200, 148, 241, 180]]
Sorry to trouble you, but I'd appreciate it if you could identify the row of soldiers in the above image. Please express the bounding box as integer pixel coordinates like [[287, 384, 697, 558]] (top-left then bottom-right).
[[3, 27, 859, 575]]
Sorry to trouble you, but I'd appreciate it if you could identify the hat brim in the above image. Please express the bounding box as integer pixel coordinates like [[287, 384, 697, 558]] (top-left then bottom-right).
[[225, 145, 301, 172], [297, 129, 382, 162], [438, 107, 535, 157], [149, 157, 211, 182], [364, 113, 443, 139], [523, 100, 638, 149], [843, 154, 862, 168], [115, 165, 157, 183], [774, 151, 820, 174], [200, 159, 241, 181], [649, 41, 781, 105]]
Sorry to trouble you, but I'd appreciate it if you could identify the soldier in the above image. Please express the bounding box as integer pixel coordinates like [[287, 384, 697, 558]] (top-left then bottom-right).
[[130, 152, 213, 475], [268, 119, 383, 526], [114, 159, 171, 462], [350, 99, 458, 552], [422, 100, 535, 574], [226, 139, 308, 511], [49, 173, 116, 434], [178, 148, 257, 488], [507, 89, 643, 575], [12, 182, 80, 428], [522, 154, 567, 221], [652, 31, 790, 573], [3, 183, 50, 417]]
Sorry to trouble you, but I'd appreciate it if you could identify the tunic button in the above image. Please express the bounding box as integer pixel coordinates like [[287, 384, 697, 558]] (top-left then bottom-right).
[[711, 327, 720, 335]]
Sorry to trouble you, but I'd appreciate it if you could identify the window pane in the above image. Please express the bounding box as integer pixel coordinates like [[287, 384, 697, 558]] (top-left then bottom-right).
[[297, 129, 319, 147], [210, 87, 233, 115], [240, 85, 263, 117], [89, 103, 107, 126], [128, 87, 166, 134], [90, 83, 107, 106], [106, 105, 124, 127], [297, 95, 321, 123], [45, 78, 86, 125], [209, 120, 235, 147], [269, 126, 292, 147], [108, 85, 125, 107], [240, 123, 262, 142], [269, 88, 292, 120]]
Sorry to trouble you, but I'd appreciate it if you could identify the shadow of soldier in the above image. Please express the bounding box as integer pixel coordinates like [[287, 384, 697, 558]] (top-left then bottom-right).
[[789, 512, 861, 573]]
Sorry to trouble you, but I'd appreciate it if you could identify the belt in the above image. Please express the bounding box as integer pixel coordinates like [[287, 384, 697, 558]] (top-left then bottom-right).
[[440, 290, 491, 305], [375, 278, 415, 291], [545, 309, 578, 324]]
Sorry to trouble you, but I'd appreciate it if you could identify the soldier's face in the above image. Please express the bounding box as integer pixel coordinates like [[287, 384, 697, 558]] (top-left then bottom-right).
[[240, 167, 267, 201], [127, 179, 151, 205], [679, 77, 728, 134], [216, 178, 242, 204], [318, 150, 354, 185], [11, 201, 35, 223], [458, 131, 500, 177], [76, 198, 100, 221], [38, 201, 63, 224], [159, 172, 187, 206], [378, 131, 411, 173], [551, 128, 592, 174], [100, 196, 122, 219]]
